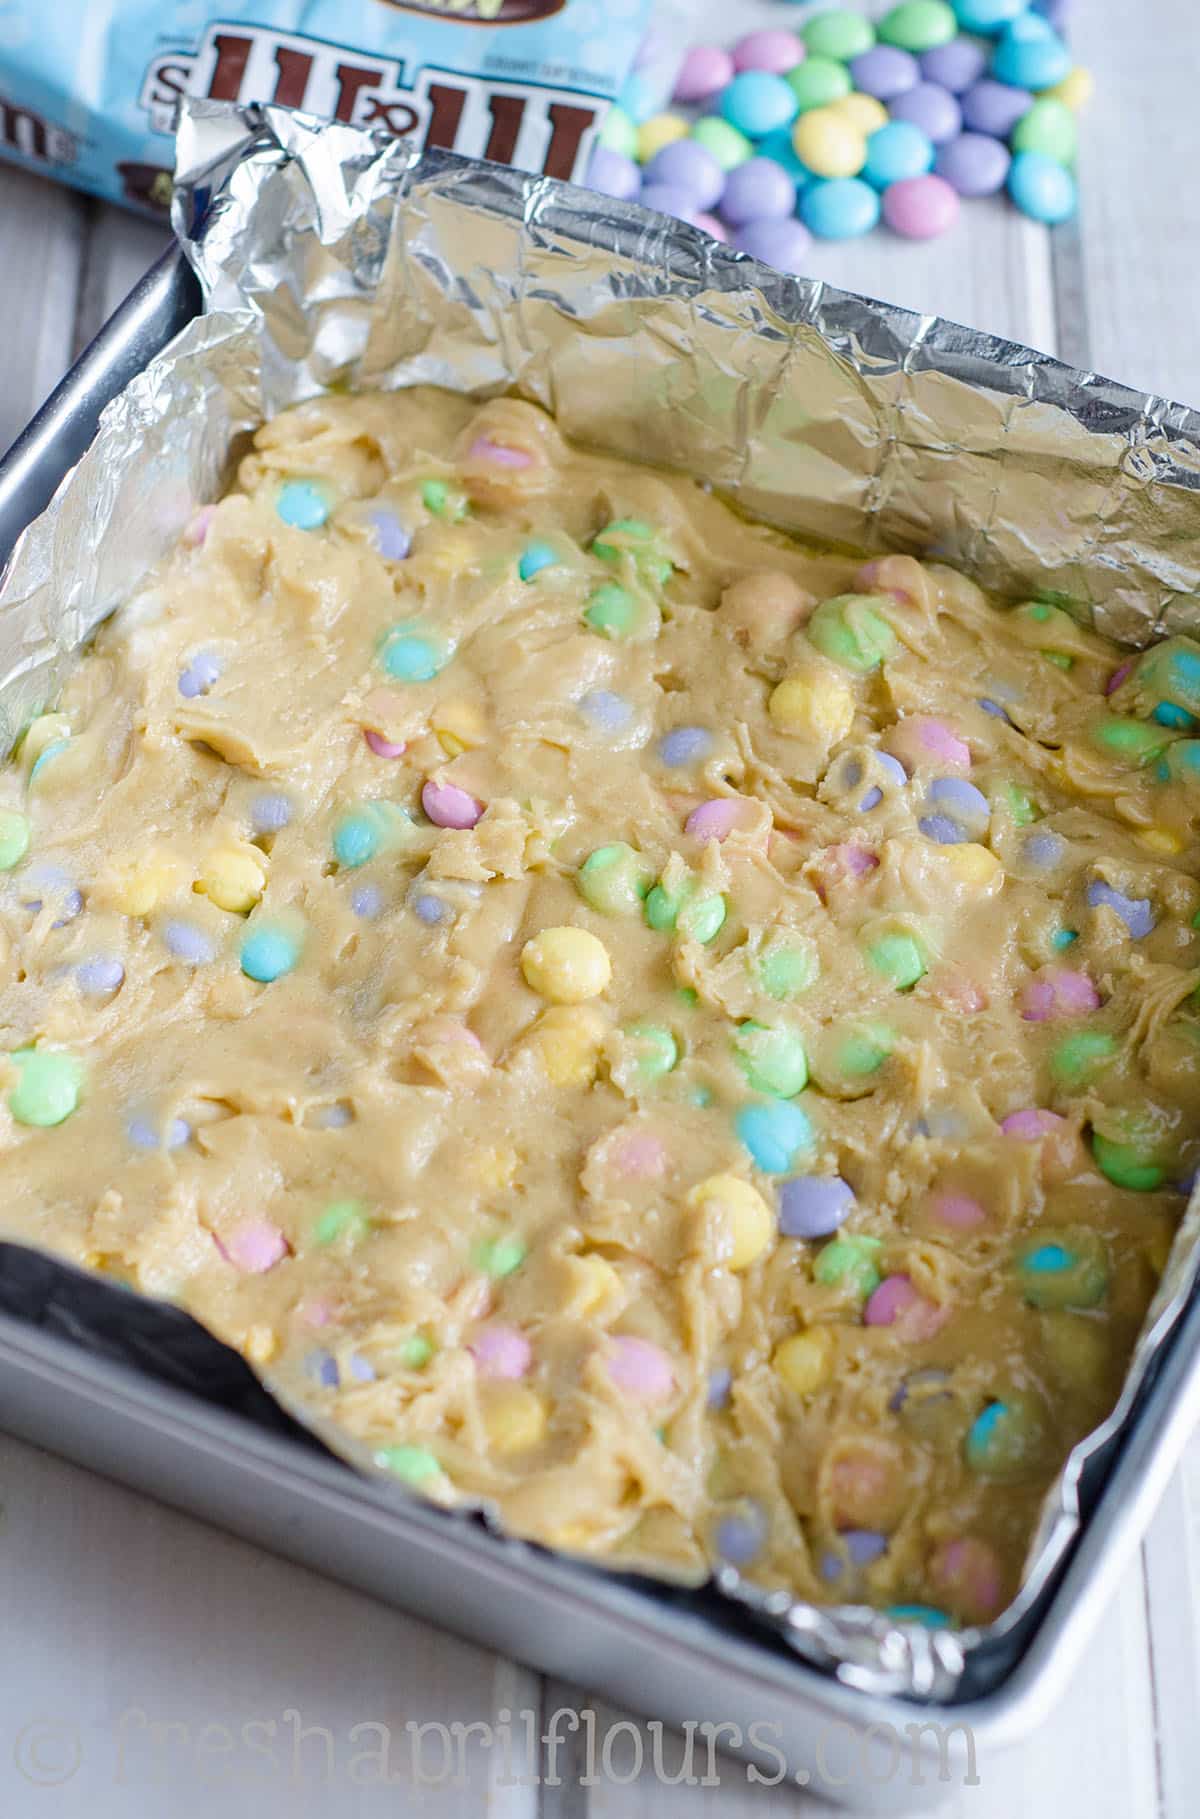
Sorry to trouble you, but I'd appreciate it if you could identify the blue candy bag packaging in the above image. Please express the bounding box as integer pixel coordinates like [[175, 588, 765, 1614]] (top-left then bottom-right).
[[0, 0, 654, 214]]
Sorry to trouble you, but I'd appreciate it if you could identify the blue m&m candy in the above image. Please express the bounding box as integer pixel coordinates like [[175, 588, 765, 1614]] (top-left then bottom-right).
[[1008, 151, 1076, 223], [720, 71, 798, 138], [240, 923, 302, 982], [992, 16, 1072, 92], [863, 121, 934, 188], [735, 1099, 814, 1173], [276, 480, 331, 530], [800, 177, 881, 239]]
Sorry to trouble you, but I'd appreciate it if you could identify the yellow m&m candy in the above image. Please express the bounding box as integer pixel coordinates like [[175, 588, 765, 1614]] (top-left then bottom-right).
[[773, 1328, 834, 1396], [521, 927, 612, 1003], [198, 845, 266, 914], [830, 92, 888, 135], [484, 1385, 549, 1454], [942, 842, 1002, 888], [792, 107, 867, 180], [636, 113, 689, 162], [768, 670, 854, 745], [687, 1174, 774, 1271], [528, 1005, 609, 1087]]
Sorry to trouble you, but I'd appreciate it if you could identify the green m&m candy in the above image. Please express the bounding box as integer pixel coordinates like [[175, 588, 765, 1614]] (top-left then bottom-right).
[[624, 1022, 678, 1083], [577, 842, 653, 916], [815, 1233, 883, 1298], [865, 929, 926, 991], [755, 933, 819, 1000], [584, 582, 638, 638], [9, 1049, 83, 1127], [807, 595, 897, 673], [313, 1198, 372, 1246], [591, 519, 673, 588], [733, 1022, 808, 1098], [475, 1233, 526, 1278], [377, 1444, 442, 1485], [1050, 1030, 1118, 1090], [0, 809, 30, 871], [1092, 1131, 1166, 1192], [1089, 716, 1169, 765]]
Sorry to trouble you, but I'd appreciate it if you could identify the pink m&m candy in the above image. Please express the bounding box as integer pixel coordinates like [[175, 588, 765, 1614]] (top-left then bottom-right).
[[469, 1323, 532, 1381], [1020, 968, 1100, 1022], [1001, 1107, 1085, 1184], [928, 1535, 1004, 1623], [693, 212, 730, 243], [929, 1191, 987, 1231], [468, 437, 532, 470], [864, 1275, 946, 1338], [886, 715, 971, 772], [183, 505, 215, 547], [217, 1218, 289, 1274], [1002, 1107, 1061, 1142], [616, 1131, 668, 1179], [606, 1335, 675, 1402], [422, 779, 484, 829], [733, 29, 805, 75], [364, 728, 406, 758], [673, 44, 735, 105], [882, 173, 960, 239], [685, 796, 757, 841]]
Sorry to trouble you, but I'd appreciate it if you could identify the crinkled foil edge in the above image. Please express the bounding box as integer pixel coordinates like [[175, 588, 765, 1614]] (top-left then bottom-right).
[[0, 96, 1198, 1702]]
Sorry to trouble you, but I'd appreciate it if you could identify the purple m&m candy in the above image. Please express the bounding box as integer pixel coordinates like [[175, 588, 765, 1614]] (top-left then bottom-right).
[[779, 1174, 856, 1239], [734, 218, 813, 275], [644, 139, 725, 211], [1087, 880, 1155, 939], [889, 81, 963, 146], [936, 132, 1011, 196], [586, 146, 641, 202], [844, 1528, 888, 1566], [659, 725, 713, 766], [639, 182, 703, 224], [961, 78, 1033, 137], [720, 157, 796, 225], [929, 776, 990, 822], [920, 39, 986, 93], [369, 509, 411, 562], [673, 44, 734, 105], [76, 956, 125, 995], [850, 45, 920, 102], [178, 651, 221, 698]]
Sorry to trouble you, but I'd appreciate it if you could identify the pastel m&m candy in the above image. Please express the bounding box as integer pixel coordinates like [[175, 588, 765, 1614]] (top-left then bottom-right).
[[863, 120, 934, 188], [521, 927, 612, 1003], [687, 1174, 775, 1270], [469, 1324, 532, 1380], [672, 44, 734, 105], [217, 1217, 289, 1273], [77, 956, 124, 995], [605, 1335, 674, 1401], [792, 108, 867, 179], [928, 1535, 1004, 1623], [644, 138, 726, 210], [992, 16, 1072, 92], [577, 842, 653, 916], [588, 145, 642, 202], [720, 71, 798, 138], [720, 156, 796, 224], [804, 11, 876, 62], [921, 37, 986, 90], [736, 1098, 814, 1173], [240, 922, 302, 983], [773, 1327, 833, 1394], [9, 1049, 83, 1126], [961, 77, 1033, 137], [878, 2, 958, 54], [690, 116, 753, 171], [864, 1273, 944, 1336], [815, 1232, 883, 1295], [1020, 967, 1100, 1022], [1008, 150, 1076, 223], [808, 595, 896, 668], [733, 219, 813, 274], [952, 0, 1025, 29], [801, 176, 882, 239], [889, 81, 963, 145], [936, 132, 1011, 196], [779, 1174, 855, 1239], [1016, 1229, 1108, 1308], [733, 1022, 808, 1097], [421, 779, 484, 830], [965, 1391, 1045, 1479], [733, 30, 804, 76], [1012, 96, 1077, 164], [276, 480, 330, 530], [1087, 879, 1155, 938], [786, 57, 853, 115], [0, 809, 30, 870], [883, 173, 960, 238]]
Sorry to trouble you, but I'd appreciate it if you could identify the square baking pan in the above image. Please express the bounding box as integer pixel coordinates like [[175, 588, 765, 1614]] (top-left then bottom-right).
[[2, 243, 1200, 1811]]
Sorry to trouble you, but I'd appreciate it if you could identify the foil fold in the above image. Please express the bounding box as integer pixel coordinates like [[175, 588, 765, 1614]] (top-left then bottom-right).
[[0, 95, 1197, 1702]]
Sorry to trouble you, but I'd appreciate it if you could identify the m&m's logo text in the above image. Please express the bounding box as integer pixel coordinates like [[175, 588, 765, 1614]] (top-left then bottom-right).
[[379, 0, 566, 20], [141, 19, 598, 180]]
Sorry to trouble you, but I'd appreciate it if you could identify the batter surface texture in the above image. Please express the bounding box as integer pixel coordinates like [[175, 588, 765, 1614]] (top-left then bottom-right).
[[0, 388, 1195, 1628]]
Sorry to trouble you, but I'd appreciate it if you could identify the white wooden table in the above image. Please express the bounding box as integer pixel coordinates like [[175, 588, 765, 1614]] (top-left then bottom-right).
[[0, 4, 1196, 1814]]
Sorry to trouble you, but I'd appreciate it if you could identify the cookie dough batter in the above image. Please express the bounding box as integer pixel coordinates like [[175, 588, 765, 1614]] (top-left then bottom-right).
[[0, 387, 1196, 1627]]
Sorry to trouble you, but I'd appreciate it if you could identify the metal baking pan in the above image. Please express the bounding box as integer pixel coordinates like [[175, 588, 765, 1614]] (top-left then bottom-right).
[[2, 245, 1200, 1809]]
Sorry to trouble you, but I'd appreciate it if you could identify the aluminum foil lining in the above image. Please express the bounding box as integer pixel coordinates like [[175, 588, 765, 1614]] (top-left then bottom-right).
[[1, 96, 1198, 1703]]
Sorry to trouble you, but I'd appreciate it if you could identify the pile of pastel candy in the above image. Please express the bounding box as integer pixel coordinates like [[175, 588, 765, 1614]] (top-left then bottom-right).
[[587, 2, 1089, 266]]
